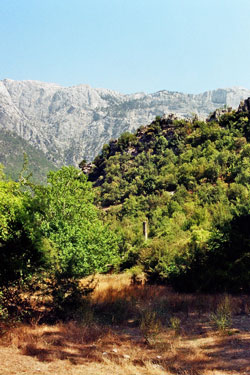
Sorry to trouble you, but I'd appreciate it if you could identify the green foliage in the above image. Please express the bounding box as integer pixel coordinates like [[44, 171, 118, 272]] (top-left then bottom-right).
[[0, 129, 57, 184], [89, 107, 250, 292], [30, 166, 120, 278], [0, 171, 44, 285], [0, 164, 120, 324], [2, 104, 250, 304], [117, 132, 138, 151]]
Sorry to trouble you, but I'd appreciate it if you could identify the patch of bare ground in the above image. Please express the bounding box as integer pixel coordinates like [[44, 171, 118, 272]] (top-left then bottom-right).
[[1, 274, 250, 375]]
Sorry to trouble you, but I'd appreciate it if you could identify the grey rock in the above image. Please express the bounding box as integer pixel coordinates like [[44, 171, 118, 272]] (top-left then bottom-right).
[[207, 107, 233, 122], [238, 97, 250, 112], [0, 79, 250, 165]]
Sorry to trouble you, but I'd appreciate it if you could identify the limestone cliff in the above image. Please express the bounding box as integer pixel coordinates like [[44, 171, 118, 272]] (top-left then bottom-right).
[[1, 79, 250, 165]]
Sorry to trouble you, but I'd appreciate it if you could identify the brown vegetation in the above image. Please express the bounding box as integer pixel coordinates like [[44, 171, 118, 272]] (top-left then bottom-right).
[[1, 274, 250, 375]]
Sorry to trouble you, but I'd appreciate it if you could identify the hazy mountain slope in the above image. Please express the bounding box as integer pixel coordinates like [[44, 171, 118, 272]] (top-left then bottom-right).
[[0, 129, 57, 183], [1, 79, 250, 165]]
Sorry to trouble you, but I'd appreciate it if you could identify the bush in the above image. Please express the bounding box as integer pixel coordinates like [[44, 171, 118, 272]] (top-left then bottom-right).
[[49, 276, 95, 322], [0, 281, 35, 323], [0, 178, 45, 286], [210, 296, 232, 333], [169, 316, 181, 335], [140, 310, 162, 345]]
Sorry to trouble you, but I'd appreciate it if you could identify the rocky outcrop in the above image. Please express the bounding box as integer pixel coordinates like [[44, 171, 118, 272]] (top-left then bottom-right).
[[0, 79, 250, 165], [207, 107, 233, 122], [238, 97, 250, 112]]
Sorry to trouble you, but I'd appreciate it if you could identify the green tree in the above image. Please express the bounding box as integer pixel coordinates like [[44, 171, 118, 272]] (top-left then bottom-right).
[[31, 166, 119, 278], [0, 168, 43, 285]]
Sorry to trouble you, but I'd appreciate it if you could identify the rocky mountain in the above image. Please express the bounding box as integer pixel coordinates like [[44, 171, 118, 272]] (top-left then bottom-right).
[[0, 79, 250, 166]]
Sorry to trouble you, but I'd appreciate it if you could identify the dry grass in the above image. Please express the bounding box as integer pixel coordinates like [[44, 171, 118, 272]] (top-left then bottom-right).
[[1, 273, 250, 375], [91, 274, 250, 313]]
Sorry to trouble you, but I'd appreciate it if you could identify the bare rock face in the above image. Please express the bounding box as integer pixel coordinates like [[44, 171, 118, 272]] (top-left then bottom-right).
[[238, 97, 250, 112], [207, 107, 233, 122], [0, 79, 250, 166]]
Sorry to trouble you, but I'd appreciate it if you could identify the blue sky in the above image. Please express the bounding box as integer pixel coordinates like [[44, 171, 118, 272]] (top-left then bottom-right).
[[1, 0, 250, 94]]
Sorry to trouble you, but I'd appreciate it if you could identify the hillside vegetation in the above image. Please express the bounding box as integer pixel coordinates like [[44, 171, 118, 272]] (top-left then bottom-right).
[[84, 99, 250, 292], [1, 99, 250, 309], [0, 129, 57, 183], [1, 100, 250, 375]]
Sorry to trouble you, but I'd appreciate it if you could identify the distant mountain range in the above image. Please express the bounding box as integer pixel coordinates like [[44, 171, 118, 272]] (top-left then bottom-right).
[[0, 79, 250, 167]]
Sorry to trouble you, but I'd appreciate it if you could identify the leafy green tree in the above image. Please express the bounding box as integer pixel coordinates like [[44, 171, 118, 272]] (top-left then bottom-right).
[[0, 168, 43, 286], [30, 166, 119, 278]]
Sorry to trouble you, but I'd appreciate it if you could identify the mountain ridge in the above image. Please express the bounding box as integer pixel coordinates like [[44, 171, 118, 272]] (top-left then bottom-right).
[[1, 79, 250, 166]]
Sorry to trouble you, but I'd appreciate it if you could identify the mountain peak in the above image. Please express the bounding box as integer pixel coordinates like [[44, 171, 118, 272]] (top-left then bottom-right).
[[0, 79, 250, 165]]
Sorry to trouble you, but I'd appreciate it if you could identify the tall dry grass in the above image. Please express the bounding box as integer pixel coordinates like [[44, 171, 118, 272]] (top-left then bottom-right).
[[1, 273, 250, 375]]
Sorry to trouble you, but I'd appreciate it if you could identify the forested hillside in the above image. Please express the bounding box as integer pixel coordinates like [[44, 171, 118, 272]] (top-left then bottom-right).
[[83, 98, 250, 292], [0, 129, 57, 183]]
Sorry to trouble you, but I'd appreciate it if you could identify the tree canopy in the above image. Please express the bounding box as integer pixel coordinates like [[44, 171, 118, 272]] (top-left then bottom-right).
[[0, 166, 120, 286], [84, 108, 250, 292]]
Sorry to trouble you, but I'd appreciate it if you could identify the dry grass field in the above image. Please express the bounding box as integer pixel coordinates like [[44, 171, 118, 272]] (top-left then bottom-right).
[[0, 274, 250, 375]]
